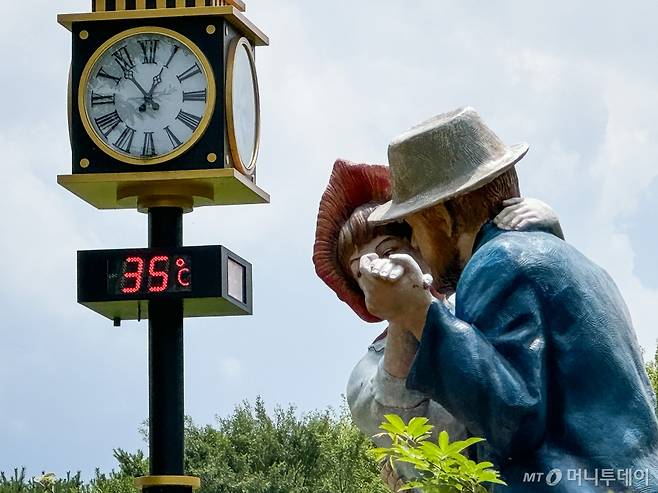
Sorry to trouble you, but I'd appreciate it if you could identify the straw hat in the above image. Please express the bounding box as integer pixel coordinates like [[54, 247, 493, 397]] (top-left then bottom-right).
[[369, 107, 528, 224], [313, 159, 391, 323]]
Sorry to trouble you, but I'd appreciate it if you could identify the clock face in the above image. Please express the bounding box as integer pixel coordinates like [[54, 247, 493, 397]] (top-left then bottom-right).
[[226, 37, 260, 175], [79, 27, 215, 165]]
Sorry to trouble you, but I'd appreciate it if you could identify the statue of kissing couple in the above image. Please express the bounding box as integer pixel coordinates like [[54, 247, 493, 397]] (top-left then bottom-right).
[[313, 108, 658, 492]]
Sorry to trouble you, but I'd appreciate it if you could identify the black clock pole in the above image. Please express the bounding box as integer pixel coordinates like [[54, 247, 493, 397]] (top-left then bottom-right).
[[148, 207, 186, 487]]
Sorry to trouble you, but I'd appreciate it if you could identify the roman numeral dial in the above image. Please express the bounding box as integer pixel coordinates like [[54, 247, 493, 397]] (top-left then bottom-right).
[[94, 111, 122, 138], [97, 67, 121, 85], [139, 39, 159, 64], [176, 110, 202, 131], [114, 126, 136, 153], [112, 46, 136, 76], [91, 92, 116, 106], [164, 126, 182, 149], [177, 63, 201, 83], [141, 132, 157, 157], [183, 90, 207, 102], [82, 28, 214, 165]]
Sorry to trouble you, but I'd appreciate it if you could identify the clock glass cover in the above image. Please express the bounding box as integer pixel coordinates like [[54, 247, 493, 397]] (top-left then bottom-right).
[[79, 27, 215, 165], [227, 37, 260, 174]]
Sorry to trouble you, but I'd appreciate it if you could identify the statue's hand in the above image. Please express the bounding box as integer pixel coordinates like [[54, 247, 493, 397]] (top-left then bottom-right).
[[358, 253, 432, 340], [494, 197, 564, 239], [380, 460, 405, 492]]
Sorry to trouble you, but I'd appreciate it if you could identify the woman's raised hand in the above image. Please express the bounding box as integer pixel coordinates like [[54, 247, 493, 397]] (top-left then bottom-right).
[[358, 253, 432, 340], [494, 197, 564, 239]]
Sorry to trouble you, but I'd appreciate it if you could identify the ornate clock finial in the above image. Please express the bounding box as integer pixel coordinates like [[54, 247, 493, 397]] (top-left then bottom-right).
[[92, 0, 245, 13]]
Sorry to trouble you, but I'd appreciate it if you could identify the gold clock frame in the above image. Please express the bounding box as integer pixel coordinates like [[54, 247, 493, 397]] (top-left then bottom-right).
[[78, 26, 217, 166], [225, 36, 261, 176]]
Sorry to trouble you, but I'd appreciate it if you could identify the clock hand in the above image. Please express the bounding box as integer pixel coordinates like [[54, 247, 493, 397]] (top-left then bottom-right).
[[145, 68, 165, 111], [148, 68, 164, 96], [126, 74, 150, 98], [125, 74, 154, 112]]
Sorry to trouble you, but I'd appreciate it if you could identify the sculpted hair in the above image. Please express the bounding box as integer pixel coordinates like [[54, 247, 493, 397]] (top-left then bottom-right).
[[445, 168, 521, 232], [337, 203, 412, 285], [411, 168, 521, 294]]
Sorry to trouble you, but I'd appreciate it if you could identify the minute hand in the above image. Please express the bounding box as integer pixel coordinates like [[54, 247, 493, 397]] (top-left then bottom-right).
[[125, 74, 156, 112], [126, 74, 151, 99]]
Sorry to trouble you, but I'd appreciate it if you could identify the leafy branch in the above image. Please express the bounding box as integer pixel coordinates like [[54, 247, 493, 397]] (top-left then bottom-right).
[[369, 415, 505, 493]]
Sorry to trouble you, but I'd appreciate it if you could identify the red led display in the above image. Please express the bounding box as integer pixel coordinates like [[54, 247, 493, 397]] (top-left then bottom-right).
[[112, 254, 192, 295], [80, 245, 253, 319], [122, 257, 144, 293], [146, 256, 169, 293], [176, 258, 191, 287]]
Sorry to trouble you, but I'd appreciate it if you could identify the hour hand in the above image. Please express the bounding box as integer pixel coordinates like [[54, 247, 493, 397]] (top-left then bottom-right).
[[149, 68, 164, 95], [146, 68, 164, 111]]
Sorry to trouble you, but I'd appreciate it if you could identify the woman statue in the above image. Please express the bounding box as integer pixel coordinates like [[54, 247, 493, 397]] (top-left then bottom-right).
[[312, 159, 563, 491]]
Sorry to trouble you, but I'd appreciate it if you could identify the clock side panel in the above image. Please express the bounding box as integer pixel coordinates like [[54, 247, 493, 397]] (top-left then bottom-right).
[[224, 25, 260, 183], [70, 17, 228, 174], [222, 22, 241, 177]]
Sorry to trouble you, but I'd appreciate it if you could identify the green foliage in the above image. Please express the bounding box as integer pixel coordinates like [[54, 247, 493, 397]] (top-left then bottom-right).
[[177, 397, 386, 493], [0, 467, 134, 493], [370, 415, 505, 493], [1, 399, 385, 493], [648, 346, 658, 408]]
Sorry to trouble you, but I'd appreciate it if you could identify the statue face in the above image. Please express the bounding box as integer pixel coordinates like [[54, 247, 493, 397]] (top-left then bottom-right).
[[347, 235, 429, 283], [407, 207, 463, 295]]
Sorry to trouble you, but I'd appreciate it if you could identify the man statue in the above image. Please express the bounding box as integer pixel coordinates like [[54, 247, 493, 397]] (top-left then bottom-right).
[[359, 107, 658, 492]]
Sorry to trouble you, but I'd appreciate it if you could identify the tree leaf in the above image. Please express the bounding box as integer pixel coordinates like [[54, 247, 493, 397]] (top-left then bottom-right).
[[382, 414, 407, 434], [438, 430, 449, 451], [446, 436, 485, 455]]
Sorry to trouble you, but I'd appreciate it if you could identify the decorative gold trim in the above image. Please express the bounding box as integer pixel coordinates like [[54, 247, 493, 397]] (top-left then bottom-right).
[[77, 26, 216, 166], [225, 37, 260, 176], [80, 158, 91, 168], [230, 0, 246, 11], [95, 0, 245, 10], [134, 476, 201, 490], [207, 152, 217, 163], [79, 30, 89, 40], [58, 7, 269, 47], [57, 168, 270, 210], [206, 24, 216, 35], [117, 179, 214, 212], [136, 194, 195, 212]]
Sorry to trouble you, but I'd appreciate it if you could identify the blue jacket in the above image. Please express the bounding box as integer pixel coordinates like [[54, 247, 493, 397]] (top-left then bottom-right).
[[406, 222, 658, 492]]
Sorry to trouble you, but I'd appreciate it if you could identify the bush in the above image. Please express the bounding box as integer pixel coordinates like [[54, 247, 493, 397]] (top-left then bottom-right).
[[2, 399, 386, 493], [175, 397, 386, 492], [0, 468, 134, 493]]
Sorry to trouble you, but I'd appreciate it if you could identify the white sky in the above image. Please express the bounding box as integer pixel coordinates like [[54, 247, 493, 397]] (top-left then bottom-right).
[[1, 0, 657, 478]]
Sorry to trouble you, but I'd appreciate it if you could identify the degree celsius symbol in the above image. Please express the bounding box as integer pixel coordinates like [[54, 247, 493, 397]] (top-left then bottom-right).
[[176, 257, 191, 287], [119, 254, 191, 294]]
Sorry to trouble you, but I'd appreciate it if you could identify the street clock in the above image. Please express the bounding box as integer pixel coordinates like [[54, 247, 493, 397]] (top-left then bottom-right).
[[58, 0, 269, 212], [79, 26, 217, 166], [56, 4, 271, 492]]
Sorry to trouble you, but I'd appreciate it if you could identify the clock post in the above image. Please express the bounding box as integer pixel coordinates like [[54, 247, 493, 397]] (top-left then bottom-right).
[[148, 207, 185, 480], [57, 1, 268, 492]]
